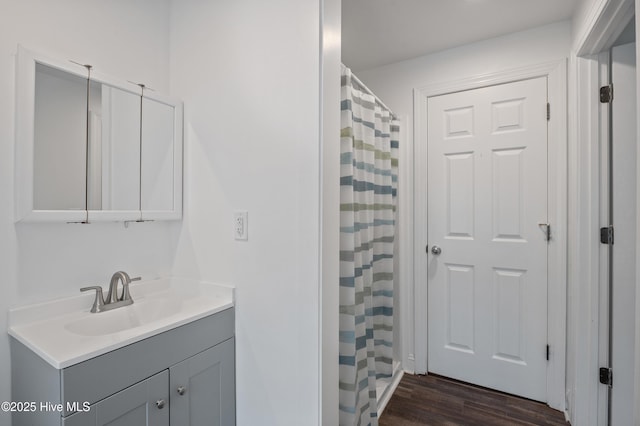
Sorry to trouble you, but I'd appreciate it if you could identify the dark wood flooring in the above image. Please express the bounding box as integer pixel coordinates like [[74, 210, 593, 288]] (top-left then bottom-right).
[[379, 374, 569, 426]]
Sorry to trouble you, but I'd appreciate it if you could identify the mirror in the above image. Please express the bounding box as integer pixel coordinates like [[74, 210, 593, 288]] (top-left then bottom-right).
[[33, 63, 87, 211], [15, 46, 183, 222], [141, 96, 177, 215], [90, 82, 141, 215]]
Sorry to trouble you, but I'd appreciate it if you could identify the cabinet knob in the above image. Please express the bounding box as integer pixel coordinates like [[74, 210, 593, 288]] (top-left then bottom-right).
[[177, 386, 186, 396], [156, 399, 166, 409]]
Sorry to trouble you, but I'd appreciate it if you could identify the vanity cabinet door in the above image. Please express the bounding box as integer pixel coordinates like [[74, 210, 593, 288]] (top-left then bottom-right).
[[63, 370, 169, 426], [95, 370, 169, 426], [170, 338, 235, 426]]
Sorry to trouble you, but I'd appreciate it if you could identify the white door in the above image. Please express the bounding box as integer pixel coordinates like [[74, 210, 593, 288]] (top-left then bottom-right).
[[610, 41, 636, 426], [427, 77, 549, 402]]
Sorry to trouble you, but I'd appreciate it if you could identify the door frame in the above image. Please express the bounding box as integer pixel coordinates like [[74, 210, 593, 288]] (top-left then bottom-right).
[[572, 0, 636, 424], [412, 59, 568, 411]]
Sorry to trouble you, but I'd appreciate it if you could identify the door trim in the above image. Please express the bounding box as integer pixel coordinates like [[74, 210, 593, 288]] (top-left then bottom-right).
[[572, 1, 636, 423], [413, 59, 568, 411]]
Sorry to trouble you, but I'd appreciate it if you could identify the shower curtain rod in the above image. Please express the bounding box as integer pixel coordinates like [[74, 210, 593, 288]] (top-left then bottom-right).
[[350, 71, 398, 120]]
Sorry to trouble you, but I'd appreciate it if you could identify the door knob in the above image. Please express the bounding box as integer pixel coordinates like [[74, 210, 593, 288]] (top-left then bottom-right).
[[431, 245, 442, 255], [156, 399, 166, 409], [177, 386, 186, 396]]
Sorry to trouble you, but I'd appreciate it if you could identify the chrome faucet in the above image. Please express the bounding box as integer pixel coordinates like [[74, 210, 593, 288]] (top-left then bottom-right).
[[81, 271, 141, 313], [106, 271, 138, 304]]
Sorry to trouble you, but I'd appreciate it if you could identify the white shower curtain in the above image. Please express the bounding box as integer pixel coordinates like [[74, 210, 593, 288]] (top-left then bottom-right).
[[339, 65, 399, 426]]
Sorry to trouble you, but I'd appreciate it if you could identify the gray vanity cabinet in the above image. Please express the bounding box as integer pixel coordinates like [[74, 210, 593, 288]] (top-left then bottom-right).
[[170, 338, 236, 425], [11, 308, 235, 426]]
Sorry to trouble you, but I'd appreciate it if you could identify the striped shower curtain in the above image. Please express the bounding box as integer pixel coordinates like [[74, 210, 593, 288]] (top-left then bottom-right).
[[339, 65, 399, 426]]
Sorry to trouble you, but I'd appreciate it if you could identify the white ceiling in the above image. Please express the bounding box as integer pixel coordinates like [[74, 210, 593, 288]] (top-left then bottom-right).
[[342, 0, 582, 71]]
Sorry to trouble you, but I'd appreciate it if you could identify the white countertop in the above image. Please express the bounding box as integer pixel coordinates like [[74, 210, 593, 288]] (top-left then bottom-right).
[[8, 277, 234, 369]]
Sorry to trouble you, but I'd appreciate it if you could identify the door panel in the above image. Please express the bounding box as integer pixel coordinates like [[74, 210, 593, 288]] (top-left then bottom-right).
[[493, 268, 526, 364], [446, 264, 475, 353], [492, 148, 526, 241], [445, 152, 475, 238], [427, 76, 548, 402]]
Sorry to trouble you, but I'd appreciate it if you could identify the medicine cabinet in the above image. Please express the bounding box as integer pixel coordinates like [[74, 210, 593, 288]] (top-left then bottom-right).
[[15, 46, 183, 223]]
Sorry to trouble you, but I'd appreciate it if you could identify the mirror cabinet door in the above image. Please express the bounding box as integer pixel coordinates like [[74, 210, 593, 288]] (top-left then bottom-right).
[[141, 97, 175, 214], [33, 63, 87, 212], [89, 84, 141, 216], [141, 96, 182, 220]]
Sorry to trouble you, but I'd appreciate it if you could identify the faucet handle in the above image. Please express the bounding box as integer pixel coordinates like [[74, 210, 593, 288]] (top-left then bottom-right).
[[121, 276, 141, 302], [80, 286, 106, 313]]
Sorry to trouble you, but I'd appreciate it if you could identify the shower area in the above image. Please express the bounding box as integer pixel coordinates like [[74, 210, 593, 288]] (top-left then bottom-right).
[[338, 64, 401, 426]]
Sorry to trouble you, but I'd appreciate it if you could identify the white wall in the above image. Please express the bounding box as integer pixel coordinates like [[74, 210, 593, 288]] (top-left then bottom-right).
[[0, 1, 176, 424], [353, 19, 572, 376], [169, 1, 322, 425], [355, 21, 571, 128]]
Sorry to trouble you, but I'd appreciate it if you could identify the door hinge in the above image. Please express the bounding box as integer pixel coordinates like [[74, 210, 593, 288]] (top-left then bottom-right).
[[538, 223, 551, 241], [599, 367, 613, 386], [600, 226, 614, 245], [546, 344, 550, 361], [600, 84, 613, 103], [546, 103, 550, 120]]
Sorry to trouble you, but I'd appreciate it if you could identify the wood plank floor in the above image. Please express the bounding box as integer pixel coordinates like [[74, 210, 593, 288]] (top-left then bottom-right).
[[379, 374, 569, 426]]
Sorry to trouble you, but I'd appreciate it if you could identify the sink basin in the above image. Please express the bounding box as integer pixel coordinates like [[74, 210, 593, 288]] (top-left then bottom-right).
[[64, 297, 180, 336], [8, 277, 234, 368]]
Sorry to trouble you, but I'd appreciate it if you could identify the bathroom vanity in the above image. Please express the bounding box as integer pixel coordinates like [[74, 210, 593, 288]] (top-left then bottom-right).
[[8, 278, 235, 426]]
